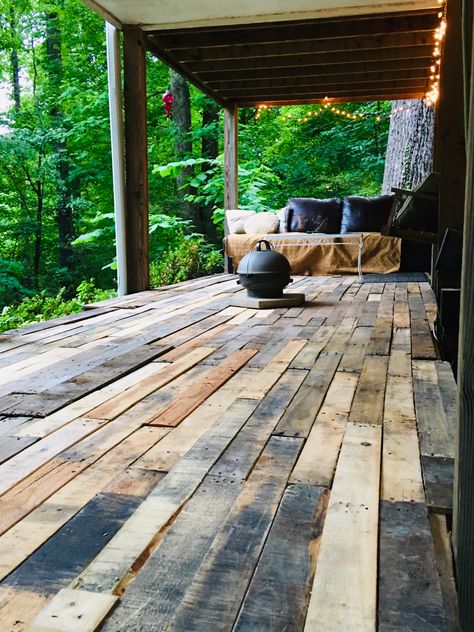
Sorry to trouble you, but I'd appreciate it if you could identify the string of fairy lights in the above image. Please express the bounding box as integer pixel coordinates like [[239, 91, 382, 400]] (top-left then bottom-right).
[[255, 1, 447, 123]]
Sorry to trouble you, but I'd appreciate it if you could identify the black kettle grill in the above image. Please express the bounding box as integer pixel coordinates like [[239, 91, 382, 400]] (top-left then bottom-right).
[[237, 240, 292, 298]]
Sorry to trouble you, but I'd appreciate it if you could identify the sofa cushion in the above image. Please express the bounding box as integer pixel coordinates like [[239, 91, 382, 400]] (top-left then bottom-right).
[[287, 198, 342, 233], [244, 212, 280, 234], [341, 195, 395, 233], [226, 209, 256, 234]]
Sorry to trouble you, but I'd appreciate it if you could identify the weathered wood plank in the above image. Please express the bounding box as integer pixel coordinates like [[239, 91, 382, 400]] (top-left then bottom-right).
[[274, 351, 342, 438], [378, 501, 447, 631], [0, 427, 168, 581], [233, 484, 328, 632], [166, 436, 303, 632], [68, 398, 259, 595], [290, 372, 358, 487], [381, 375, 424, 503], [348, 355, 389, 425], [304, 423, 381, 632], [209, 369, 307, 480], [421, 455, 454, 514], [101, 475, 243, 632], [29, 588, 117, 632], [148, 348, 257, 426], [412, 360, 455, 458]]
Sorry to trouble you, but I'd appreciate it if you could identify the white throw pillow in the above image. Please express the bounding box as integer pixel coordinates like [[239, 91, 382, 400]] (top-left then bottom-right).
[[244, 212, 280, 235], [226, 209, 256, 234]]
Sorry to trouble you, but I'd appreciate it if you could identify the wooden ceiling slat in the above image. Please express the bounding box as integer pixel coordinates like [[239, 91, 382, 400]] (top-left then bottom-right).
[[178, 45, 434, 73], [211, 69, 429, 91], [154, 11, 438, 49], [146, 9, 438, 105], [196, 57, 433, 82], [237, 92, 426, 106], [173, 31, 434, 63], [229, 79, 427, 99]]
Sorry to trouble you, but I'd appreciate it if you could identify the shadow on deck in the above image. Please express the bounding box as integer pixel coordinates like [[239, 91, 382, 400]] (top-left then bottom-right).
[[0, 273, 458, 631]]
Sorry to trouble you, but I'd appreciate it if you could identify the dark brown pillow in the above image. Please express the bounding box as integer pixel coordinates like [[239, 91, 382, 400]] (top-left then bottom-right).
[[340, 195, 395, 233], [287, 198, 342, 233]]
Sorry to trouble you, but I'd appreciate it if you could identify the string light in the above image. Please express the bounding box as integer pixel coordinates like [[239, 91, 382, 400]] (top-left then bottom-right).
[[256, 98, 419, 125], [425, 3, 446, 106]]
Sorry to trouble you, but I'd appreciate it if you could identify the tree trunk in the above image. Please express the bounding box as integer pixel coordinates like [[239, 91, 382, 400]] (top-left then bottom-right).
[[200, 98, 220, 242], [382, 99, 435, 193], [9, 7, 20, 111], [170, 71, 203, 232], [45, 6, 75, 279]]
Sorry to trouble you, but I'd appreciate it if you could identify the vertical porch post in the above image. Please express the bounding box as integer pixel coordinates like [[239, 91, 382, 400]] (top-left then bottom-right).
[[224, 103, 238, 272], [454, 3, 474, 628], [105, 23, 127, 296], [123, 26, 150, 293], [435, 0, 466, 292]]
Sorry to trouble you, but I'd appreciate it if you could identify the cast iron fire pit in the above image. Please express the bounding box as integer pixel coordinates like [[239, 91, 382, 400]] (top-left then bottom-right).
[[237, 240, 292, 298]]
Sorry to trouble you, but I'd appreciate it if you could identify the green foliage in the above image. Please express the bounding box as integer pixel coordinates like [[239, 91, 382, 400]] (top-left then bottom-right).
[[150, 234, 223, 287], [0, 278, 115, 332], [0, 258, 31, 306]]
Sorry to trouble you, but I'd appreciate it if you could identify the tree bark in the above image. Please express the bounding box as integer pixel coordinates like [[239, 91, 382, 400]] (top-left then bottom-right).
[[45, 6, 75, 280], [382, 99, 435, 193], [200, 98, 220, 242], [170, 70, 203, 232], [9, 7, 20, 111]]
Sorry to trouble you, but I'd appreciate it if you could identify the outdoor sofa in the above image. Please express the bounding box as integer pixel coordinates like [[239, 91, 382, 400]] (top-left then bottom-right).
[[224, 195, 401, 275]]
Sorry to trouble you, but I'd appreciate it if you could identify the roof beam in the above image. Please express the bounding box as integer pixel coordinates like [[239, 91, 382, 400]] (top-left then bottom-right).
[[155, 11, 438, 49], [198, 57, 432, 82], [172, 31, 435, 63], [213, 69, 429, 91], [176, 45, 434, 74]]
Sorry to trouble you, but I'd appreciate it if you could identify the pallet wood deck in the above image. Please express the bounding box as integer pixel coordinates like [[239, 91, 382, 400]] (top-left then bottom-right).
[[0, 274, 457, 631]]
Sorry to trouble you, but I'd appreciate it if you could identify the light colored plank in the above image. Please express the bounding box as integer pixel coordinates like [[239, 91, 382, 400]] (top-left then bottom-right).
[[67, 398, 259, 595], [0, 418, 105, 496], [349, 355, 389, 425], [133, 368, 259, 471], [17, 362, 169, 438], [0, 427, 169, 581], [290, 372, 358, 486], [381, 375, 424, 503], [148, 349, 257, 426], [29, 588, 117, 632], [304, 423, 381, 632], [86, 347, 214, 420]]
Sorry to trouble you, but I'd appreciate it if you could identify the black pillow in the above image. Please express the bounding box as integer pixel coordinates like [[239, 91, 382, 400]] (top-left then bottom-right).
[[341, 195, 395, 233], [287, 198, 342, 233]]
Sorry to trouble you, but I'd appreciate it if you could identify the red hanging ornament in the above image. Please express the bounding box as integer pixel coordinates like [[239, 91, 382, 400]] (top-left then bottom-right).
[[162, 89, 174, 118]]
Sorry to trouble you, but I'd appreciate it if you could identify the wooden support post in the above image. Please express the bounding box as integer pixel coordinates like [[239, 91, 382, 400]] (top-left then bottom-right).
[[435, 0, 466, 291], [454, 4, 474, 629], [123, 26, 150, 293], [224, 104, 238, 272]]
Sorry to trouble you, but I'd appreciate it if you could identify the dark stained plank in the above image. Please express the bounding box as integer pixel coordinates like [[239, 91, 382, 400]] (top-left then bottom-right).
[[378, 501, 448, 631], [273, 352, 342, 437], [233, 484, 328, 632], [167, 436, 303, 632], [102, 476, 243, 632], [421, 456, 454, 514], [2, 471, 158, 594], [209, 369, 307, 480], [0, 344, 172, 417]]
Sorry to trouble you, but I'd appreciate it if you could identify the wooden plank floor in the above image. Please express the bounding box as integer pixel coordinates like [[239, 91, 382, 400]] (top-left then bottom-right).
[[0, 274, 457, 631]]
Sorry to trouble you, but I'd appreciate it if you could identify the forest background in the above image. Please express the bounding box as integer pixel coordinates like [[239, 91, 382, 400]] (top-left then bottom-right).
[[0, 0, 431, 330]]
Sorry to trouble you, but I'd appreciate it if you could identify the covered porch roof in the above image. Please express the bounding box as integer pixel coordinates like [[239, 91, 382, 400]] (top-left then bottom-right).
[[86, 0, 441, 105]]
